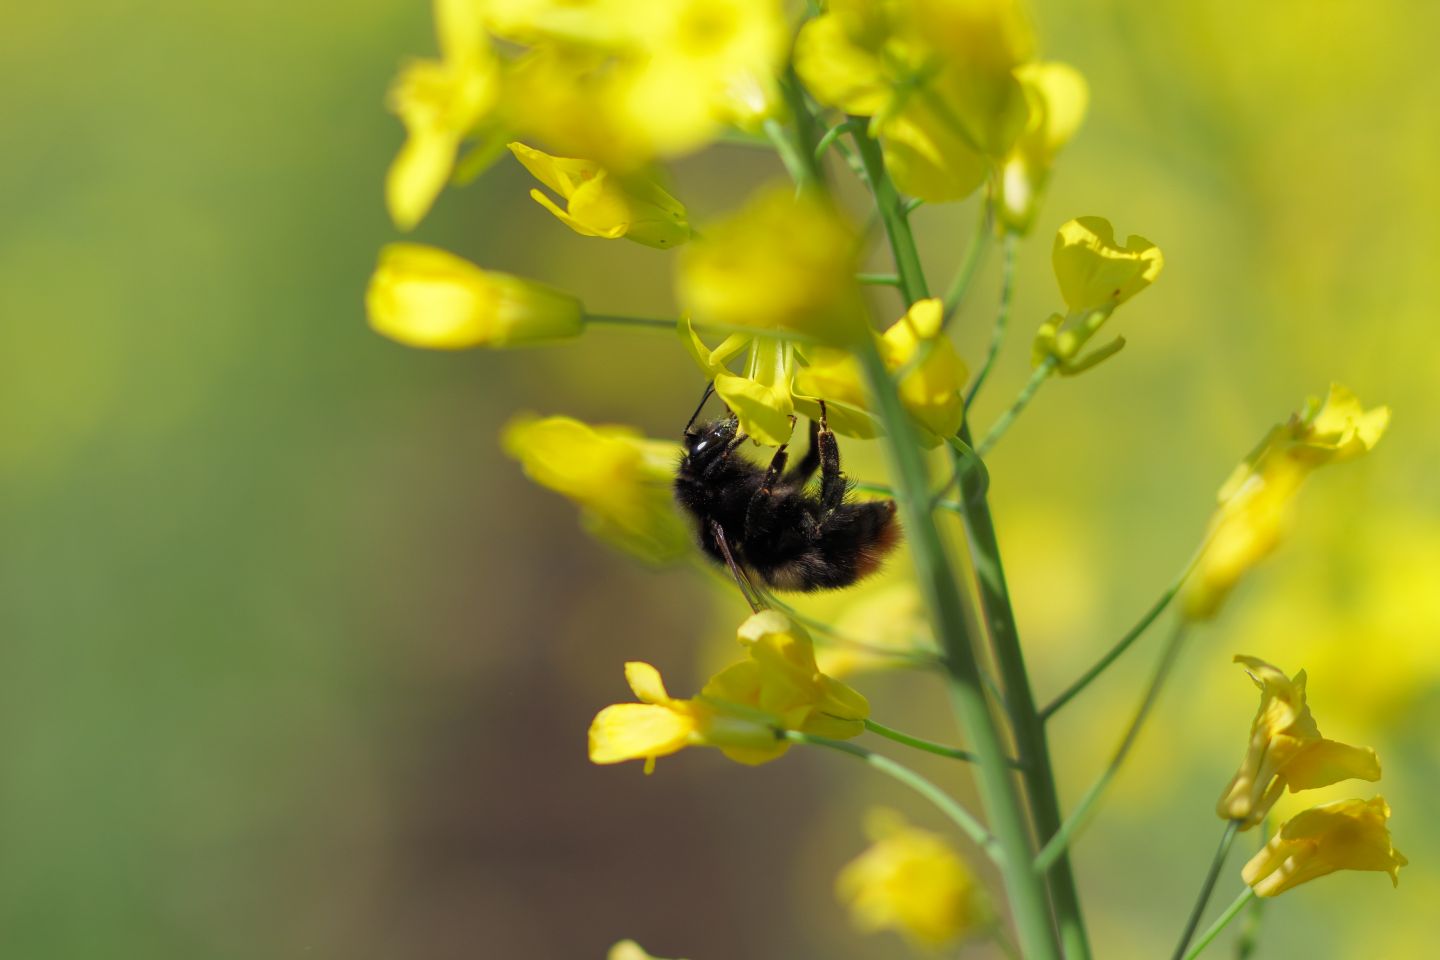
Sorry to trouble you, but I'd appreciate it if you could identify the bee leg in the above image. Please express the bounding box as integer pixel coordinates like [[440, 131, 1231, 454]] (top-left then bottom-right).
[[743, 445, 789, 542], [709, 519, 762, 612], [786, 418, 821, 486], [817, 421, 847, 514]]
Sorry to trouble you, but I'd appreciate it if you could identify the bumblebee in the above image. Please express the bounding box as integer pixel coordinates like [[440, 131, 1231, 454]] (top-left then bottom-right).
[[674, 390, 901, 593]]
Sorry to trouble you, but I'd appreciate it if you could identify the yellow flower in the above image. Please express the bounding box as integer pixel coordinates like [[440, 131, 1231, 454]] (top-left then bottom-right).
[[794, 299, 968, 445], [1216, 656, 1381, 829], [1242, 797, 1407, 897], [836, 808, 990, 949], [607, 941, 686, 960], [367, 244, 583, 349], [624, 0, 788, 141], [1182, 385, 1389, 619], [587, 611, 869, 772], [678, 320, 798, 447], [794, 0, 1034, 203], [501, 414, 691, 564], [500, 0, 786, 168], [1033, 216, 1163, 372], [677, 187, 866, 344], [507, 142, 691, 248], [384, 0, 500, 230], [998, 62, 1089, 234]]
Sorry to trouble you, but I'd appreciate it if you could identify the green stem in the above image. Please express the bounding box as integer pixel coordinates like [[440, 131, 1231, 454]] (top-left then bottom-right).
[[1035, 621, 1190, 873], [584, 313, 678, 331], [857, 272, 903, 287], [784, 730, 998, 861], [965, 231, 1018, 408], [849, 125, 930, 303], [763, 117, 818, 193], [821, 96, 1059, 960], [1040, 553, 1199, 720], [1183, 889, 1255, 960], [943, 199, 995, 321], [1233, 870, 1265, 959], [865, 718, 1024, 769], [976, 356, 1056, 455], [1171, 821, 1242, 960], [952, 432, 1091, 960], [856, 343, 1060, 960]]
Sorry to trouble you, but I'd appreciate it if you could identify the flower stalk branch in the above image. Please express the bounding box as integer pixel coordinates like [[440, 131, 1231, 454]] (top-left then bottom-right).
[[784, 730, 999, 860], [1170, 820, 1242, 960]]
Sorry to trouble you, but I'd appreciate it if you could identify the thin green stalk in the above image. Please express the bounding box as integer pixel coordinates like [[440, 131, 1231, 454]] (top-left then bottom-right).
[[977, 356, 1056, 455], [943, 199, 994, 321], [584, 313, 679, 331], [1171, 821, 1242, 960], [814, 119, 859, 162], [1183, 889, 1255, 960], [784, 730, 999, 861], [856, 342, 1061, 960], [763, 117, 819, 193], [849, 125, 929, 303], [756, 588, 940, 669], [865, 718, 1024, 769], [1233, 874, 1265, 958], [1041, 553, 1199, 720], [857, 272, 903, 286], [965, 230, 1018, 408], [1035, 621, 1190, 873], [952, 432, 1091, 960]]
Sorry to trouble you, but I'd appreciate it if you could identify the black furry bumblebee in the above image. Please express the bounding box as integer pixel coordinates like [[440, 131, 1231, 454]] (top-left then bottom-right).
[[673, 389, 901, 593]]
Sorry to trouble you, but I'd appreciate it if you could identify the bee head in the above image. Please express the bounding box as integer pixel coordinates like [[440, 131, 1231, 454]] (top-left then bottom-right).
[[683, 416, 738, 462]]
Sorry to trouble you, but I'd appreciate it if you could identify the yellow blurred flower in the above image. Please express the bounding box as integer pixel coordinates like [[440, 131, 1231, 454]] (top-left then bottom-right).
[[587, 611, 869, 772], [501, 414, 691, 564], [794, 299, 968, 445], [1242, 797, 1407, 897], [625, 0, 788, 139], [794, 0, 1034, 203], [1033, 216, 1163, 372], [1182, 385, 1389, 619], [1217, 656, 1381, 829], [607, 941, 685, 960], [507, 142, 691, 248], [814, 582, 937, 678], [998, 62, 1089, 234], [836, 808, 990, 949], [677, 187, 866, 344], [385, 0, 500, 230], [500, 0, 785, 168], [366, 244, 583, 349]]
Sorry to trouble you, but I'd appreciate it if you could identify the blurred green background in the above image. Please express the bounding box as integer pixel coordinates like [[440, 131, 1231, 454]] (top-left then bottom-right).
[[3, 1, 1436, 957]]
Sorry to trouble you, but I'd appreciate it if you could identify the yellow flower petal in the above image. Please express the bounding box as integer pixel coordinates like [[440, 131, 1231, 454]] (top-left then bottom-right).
[[624, 661, 673, 704], [587, 703, 696, 766]]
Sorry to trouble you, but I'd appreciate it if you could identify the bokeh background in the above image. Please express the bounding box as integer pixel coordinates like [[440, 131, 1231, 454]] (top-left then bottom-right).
[[3, 1, 1437, 957]]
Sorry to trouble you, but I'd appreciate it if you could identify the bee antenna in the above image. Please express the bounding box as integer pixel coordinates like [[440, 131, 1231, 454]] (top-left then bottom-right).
[[684, 382, 716, 436]]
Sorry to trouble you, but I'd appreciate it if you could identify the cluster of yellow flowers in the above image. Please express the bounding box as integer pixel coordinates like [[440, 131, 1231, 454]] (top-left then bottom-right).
[[365, 0, 1407, 957], [1219, 655, 1405, 897]]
